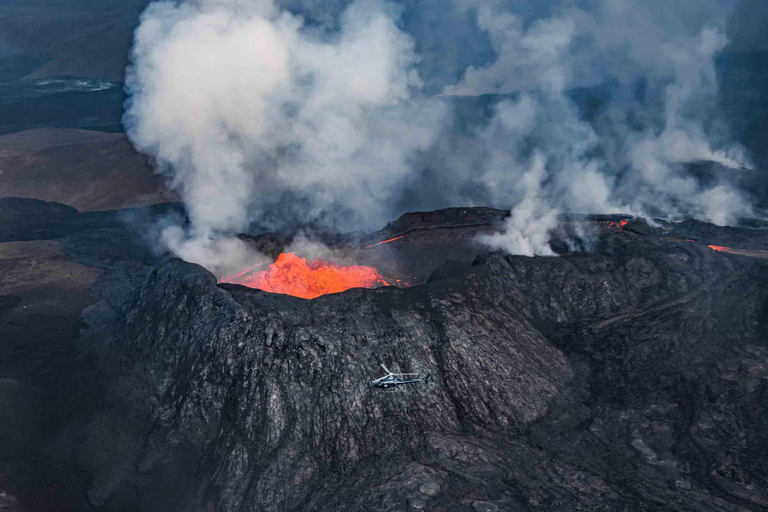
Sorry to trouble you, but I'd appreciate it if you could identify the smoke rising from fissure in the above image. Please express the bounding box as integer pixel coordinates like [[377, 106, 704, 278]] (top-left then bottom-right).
[[124, 0, 757, 268]]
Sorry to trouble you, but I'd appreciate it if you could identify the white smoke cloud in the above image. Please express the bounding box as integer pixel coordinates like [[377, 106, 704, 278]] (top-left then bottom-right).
[[161, 225, 266, 278], [443, 7, 575, 96], [443, 0, 752, 253], [478, 152, 558, 257], [125, 0, 757, 269], [125, 0, 447, 273]]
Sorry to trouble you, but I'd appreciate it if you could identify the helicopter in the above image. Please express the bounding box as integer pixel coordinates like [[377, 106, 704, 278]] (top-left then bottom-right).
[[371, 364, 430, 388]]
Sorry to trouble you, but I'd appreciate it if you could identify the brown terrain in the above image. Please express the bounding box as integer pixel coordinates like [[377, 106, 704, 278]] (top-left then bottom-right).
[[0, 239, 104, 512], [0, 126, 169, 358], [0, 128, 170, 211], [0, 125, 169, 397], [0, 238, 102, 377], [0, 127, 169, 512]]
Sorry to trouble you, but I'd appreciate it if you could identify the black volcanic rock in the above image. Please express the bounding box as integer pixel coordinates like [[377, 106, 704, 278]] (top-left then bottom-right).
[[63, 214, 768, 512], [377, 207, 508, 235], [2, 201, 768, 511]]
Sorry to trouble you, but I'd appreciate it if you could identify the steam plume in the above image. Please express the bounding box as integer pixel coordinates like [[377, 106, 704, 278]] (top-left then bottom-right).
[[125, 0, 758, 267], [125, 0, 447, 272]]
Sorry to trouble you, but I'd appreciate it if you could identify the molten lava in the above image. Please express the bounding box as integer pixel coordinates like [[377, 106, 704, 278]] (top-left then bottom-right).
[[222, 252, 392, 299], [364, 235, 406, 249], [602, 220, 629, 230], [706, 244, 768, 259]]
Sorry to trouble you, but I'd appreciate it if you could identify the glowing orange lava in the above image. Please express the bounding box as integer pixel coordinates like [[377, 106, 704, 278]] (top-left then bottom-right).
[[221, 252, 391, 299], [602, 220, 629, 230], [364, 235, 405, 249], [705, 245, 768, 259]]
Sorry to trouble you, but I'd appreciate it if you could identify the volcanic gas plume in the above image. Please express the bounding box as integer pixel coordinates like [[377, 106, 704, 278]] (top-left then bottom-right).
[[221, 252, 396, 299], [121, 0, 764, 276]]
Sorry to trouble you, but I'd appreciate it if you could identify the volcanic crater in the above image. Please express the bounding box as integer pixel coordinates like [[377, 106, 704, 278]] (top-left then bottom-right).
[[2, 199, 768, 512]]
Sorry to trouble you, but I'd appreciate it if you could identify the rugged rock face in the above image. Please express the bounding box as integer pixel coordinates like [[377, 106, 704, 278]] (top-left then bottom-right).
[[64, 211, 768, 512], [1, 199, 767, 510]]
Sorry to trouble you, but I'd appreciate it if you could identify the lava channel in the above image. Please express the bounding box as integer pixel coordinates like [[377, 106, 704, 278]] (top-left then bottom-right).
[[706, 245, 768, 259], [221, 252, 396, 299], [364, 235, 405, 249], [602, 220, 629, 230]]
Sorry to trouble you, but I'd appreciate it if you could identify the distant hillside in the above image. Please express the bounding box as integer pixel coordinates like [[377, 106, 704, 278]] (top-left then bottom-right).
[[0, 2, 148, 81], [0, 128, 171, 211], [0, 0, 765, 84]]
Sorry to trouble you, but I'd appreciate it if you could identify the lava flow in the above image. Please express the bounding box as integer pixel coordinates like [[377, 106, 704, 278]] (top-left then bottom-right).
[[221, 252, 393, 299], [364, 235, 405, 249], [706, 245, 768, 259], [602, 220, 629, 230]]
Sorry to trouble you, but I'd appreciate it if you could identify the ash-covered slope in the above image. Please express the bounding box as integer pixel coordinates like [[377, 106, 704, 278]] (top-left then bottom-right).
[[71, 214, 768, 512]]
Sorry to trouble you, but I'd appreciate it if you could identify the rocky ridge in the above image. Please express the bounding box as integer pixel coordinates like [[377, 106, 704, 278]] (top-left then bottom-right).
[[61, 209, 768, 512]]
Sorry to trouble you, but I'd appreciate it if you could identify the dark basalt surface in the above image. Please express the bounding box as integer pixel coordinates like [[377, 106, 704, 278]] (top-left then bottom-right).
[[2, 200, 768, 511]]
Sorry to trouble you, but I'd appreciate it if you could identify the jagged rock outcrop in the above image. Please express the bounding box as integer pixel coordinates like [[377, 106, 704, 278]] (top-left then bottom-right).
[[69, 212, 768, 512]]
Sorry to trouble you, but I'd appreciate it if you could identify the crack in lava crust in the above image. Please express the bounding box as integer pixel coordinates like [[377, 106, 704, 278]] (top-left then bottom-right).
[[220, 252, 394, 299]]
